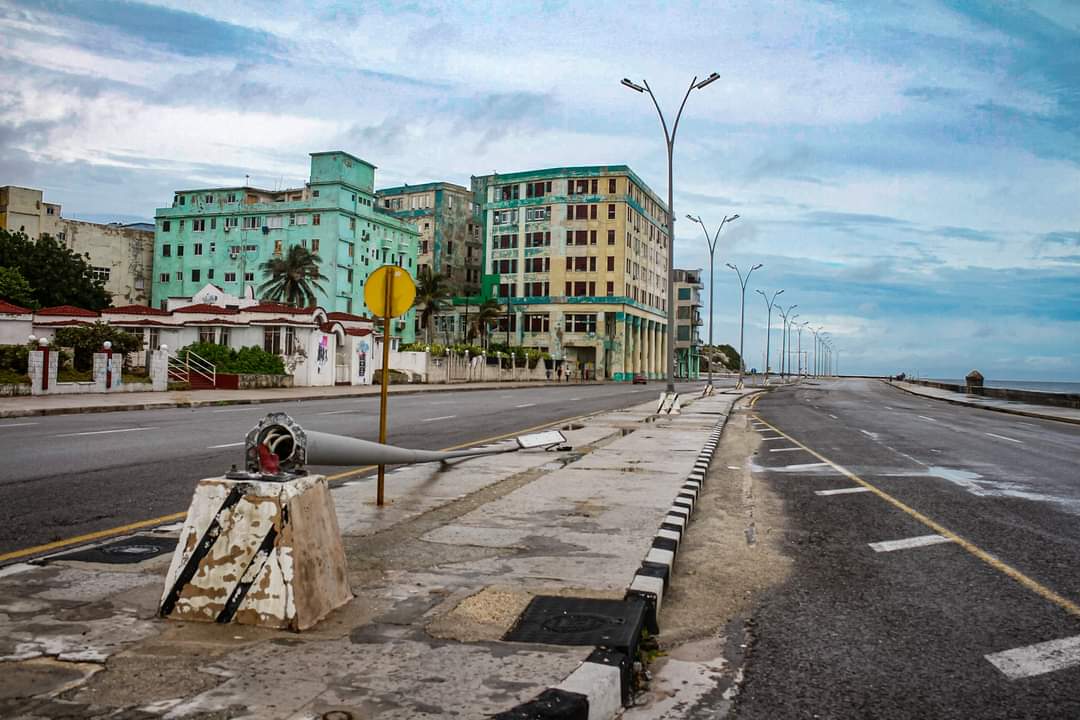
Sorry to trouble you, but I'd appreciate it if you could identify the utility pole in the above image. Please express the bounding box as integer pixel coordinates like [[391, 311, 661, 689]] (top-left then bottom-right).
[[622, 72, 720, 394]]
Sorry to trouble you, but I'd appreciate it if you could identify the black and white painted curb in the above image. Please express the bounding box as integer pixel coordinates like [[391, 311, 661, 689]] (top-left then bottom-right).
[[493, 408, 728, 719]]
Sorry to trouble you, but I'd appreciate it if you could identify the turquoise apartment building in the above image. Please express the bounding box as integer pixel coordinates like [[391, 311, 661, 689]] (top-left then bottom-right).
[[153, 151, 419, 342]]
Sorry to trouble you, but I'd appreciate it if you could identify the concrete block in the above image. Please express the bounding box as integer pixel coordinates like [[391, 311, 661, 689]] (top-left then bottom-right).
[[557, 660, 623, 720], [160, 474, 352, 631], [645, 547, 674, 568]]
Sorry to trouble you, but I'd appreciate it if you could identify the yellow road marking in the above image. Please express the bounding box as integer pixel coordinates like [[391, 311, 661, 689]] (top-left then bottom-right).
[[0, 411, 594, 565], [754, 414, 1080, 618]]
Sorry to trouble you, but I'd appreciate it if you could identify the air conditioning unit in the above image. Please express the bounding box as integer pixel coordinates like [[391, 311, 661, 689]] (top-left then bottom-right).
[[229, 252, 239, 260], [262, 226, 270, 235], [223, 226, 230, 233]]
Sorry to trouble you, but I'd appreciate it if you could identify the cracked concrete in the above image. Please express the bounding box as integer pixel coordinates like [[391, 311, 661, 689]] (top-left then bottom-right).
[[0, 391, 745, 718]]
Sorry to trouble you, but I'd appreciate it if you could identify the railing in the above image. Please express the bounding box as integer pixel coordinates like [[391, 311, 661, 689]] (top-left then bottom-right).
[[167, 349, 216, 387]]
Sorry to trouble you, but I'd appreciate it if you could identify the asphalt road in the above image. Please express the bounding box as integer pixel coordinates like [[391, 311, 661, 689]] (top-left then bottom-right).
[[0, 381, 704, 557], [734, 378, 1080, 719]]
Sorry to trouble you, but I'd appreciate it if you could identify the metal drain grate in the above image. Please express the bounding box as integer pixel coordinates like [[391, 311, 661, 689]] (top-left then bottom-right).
[[43, 535, 177, 565], [503, 595, 646, 654]]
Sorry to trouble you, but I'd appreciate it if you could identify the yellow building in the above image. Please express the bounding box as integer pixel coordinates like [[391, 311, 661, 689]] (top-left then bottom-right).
[[469, 166, 670, 381], [0, 185, 154, 305]]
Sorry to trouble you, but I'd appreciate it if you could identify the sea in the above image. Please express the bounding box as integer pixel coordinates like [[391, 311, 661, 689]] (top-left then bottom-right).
[[931, 379, 1080, 395]]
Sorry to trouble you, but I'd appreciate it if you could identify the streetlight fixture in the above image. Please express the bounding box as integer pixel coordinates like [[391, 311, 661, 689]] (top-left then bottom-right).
[[785, 311, 799, 379], [795, 321, 809, 376], [622, 71, 719, 394], [754, 288, 782, 381], [776, 304, 798, 380], [811, 326, 823, 377], [725, 263, 762, 387], [687, 213, 740, 388]]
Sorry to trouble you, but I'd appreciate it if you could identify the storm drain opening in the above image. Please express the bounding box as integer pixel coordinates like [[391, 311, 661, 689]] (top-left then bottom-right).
[[503, 595, 647, 656], [41, 535, 178, 565]]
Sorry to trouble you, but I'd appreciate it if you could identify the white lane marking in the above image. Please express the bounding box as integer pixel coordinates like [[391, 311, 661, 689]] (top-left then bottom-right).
[[727, 465, 740, 470], [769, 447, 804, 453], [828, 414, 838, 419], [207, 441, 244, 449], [916, 415, 938, 422], [0, 422, 38, 428], [883, 405, 894, 410], [985, 432, 1023, 444], [760, 436, 786, 441], [422, 415, 457, 422], [985, 635, 1080, 680], [569, 397, 581, 401], [869, 534, 951, 553], [816, 487, 871, 496], [754, 462, 831, 473], [860, 429, 880, 440], [317, 409, 351, 415], [55, 426, 158, 438], [515, 403, 536, 408], [211, 408, 253, 413]]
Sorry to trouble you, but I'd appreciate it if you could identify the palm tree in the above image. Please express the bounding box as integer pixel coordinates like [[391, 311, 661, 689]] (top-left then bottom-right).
[[414, 268, 453, 345], [471, 298, 502, 350], [257, 245, 328, 307]]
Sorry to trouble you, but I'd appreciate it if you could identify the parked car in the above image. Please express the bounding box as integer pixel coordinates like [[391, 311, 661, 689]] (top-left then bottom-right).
[[632, 373, 647, 384]]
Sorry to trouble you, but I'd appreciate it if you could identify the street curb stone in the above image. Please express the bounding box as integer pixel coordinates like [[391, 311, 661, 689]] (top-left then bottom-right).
[[884, 379, 1080, 426]]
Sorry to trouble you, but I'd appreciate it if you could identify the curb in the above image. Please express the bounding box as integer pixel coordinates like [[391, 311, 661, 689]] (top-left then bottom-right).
[[494, 404, 728, 719], [0, 381, 606, 419], [882, 380, 1080, 427]]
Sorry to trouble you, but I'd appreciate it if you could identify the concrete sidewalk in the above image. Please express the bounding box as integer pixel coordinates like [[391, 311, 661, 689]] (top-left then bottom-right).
[[0, 390, 746, 718], [888, 379, 1080, 425], [0, 380, 602, 419]]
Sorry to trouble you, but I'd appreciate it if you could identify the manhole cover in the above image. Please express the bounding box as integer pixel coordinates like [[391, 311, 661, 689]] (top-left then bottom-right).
[[44, 535, 177, 565], [504, 595, 646, 654]]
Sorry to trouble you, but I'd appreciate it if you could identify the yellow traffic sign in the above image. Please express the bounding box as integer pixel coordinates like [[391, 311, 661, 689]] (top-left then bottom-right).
[[364, 265, 416, 318]]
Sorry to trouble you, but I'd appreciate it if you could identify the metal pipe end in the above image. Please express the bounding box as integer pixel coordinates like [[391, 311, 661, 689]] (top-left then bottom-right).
[[244, 412, 307, 474]]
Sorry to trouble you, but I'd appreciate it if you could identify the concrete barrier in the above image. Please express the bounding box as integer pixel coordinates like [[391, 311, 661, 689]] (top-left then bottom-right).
[[159, 473, 352, 631]]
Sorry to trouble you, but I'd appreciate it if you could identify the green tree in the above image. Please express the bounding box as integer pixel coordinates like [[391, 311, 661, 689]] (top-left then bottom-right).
[[0, 266, 37, 308], [54, 323, 142, 371], [0, 229, 110, 310], [413, 268, 453, 345], [257, 245, 328, 307], [471, 298, 502, 350]]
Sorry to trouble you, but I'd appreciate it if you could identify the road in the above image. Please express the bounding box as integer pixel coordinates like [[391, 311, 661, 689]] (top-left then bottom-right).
[[734, 378, 1080, 719], [0, 382, 704, 557]]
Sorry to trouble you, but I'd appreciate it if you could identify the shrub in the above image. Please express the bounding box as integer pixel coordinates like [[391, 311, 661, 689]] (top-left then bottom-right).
[[54, 323, 142, 371], [178, 342, 285, 375], [0, 344, 30, 374]]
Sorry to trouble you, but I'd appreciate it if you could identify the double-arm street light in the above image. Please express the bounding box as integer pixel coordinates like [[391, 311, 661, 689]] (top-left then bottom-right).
[[687, 213, 740, 388], [622, 72, 720, 394], [776, 304, 798, 379], [811, 326, 823, 377], [755, 288, 783, 380], [725, 262, 763, 387], [795, 321, 809, 376]]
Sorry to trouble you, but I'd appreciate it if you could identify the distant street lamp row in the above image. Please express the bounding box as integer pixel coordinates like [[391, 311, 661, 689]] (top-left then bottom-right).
[[622, 71, 835, 387]]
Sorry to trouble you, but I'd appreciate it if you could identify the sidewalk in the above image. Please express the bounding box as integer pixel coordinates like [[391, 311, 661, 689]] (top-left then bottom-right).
[[0, 380, 602, 419], [888, 380, 1080, 425], [0, 390, 747, 718]]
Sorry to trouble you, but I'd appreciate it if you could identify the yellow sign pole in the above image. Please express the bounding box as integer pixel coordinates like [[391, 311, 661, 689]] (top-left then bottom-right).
[[377, 268, 394, 506]]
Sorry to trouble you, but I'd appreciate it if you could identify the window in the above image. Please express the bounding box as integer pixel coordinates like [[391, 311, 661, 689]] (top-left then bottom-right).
[[606, 281, 615, 296], [199, 327, 216, 344], [162, 220, 171, 232], [312, 214, 321, 226], [209, 242, 215, 253], [608, 204, 616, 220], [588, 256, 597, 272], [524, 313, 549, 332], [177, 245, 185, 257], [349, 218, 356, 231], [162, 244, 171, 257], [607, 256, 615, 271], [267, 215, 284, 229], [678, 287, 692, 300], [210, 218, 216, 230], [575, 230, 588, 245], [243, 244, 257, 252], [497, 184, 520, 201], [495, 259, 517, 274], [263, 327, 297, 355], [525, 181, 551, 198], [590, 205, 598, 220], [590, 230, 597, 245], [566, 313, 597, 333], [179, 219, 185, 230], [525, 281, 549, 297], [421, 240, 429, 254], [175, 271, 182, 281], [524, 257, 549, 273], [219, 328, 230, 346], [208, 268, 214, 280], [569, 178, 590, 195], [446, 241, 453, 255], [275, 239, 283, 256], [497, 282, 516, 297], [179, 195, 186, 205], [244, 271, 254, 282], [591, 179, 598, 194], [525, 206, 549, 222], [227, 192, 238, 203], [494, 233, 518, 250], [191, 269, 200, 282], [194, 243, 203, 255], [225, 272, 237, 282], [159, 272, 169, 282], [525, 231, 550, 247], [225, 217, 239, 228], [677, 326, 691, 341], [493, 209, 518, 225], [609, 178, 616, 193], [312, 190, 320, 198], [311, 239, 320, 253], [607, 229, 615, 245], [242, 216, 260, 229], [46, 206, 55, 215]]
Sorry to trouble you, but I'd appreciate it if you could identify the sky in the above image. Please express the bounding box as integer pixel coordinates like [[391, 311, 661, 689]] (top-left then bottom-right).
[[1, 0, 1078, 380]]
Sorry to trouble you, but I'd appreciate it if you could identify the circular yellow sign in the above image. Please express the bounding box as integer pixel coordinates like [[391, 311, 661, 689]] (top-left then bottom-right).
[[364, 265, 417, 318]]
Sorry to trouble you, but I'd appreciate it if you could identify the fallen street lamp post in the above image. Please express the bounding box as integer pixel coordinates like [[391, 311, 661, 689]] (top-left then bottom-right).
[[622, 71, 720, 395]]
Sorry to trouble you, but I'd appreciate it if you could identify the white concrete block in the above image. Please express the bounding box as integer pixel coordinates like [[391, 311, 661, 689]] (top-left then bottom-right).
[[645, 547, 674, 567], [557, 660, 623, 720]]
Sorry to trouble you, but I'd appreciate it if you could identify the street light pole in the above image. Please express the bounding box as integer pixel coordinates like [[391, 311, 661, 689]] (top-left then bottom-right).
[[623, 72, 720, 394], [796, 321, 808, 377], [755, 288, 783, 381], [688, 213, 740, 388], [776, 304, 798, 380], [726, 262, 763, 388]]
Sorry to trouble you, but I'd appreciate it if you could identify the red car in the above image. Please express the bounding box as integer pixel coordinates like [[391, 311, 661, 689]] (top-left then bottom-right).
[[632, 373, 648, 385]]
